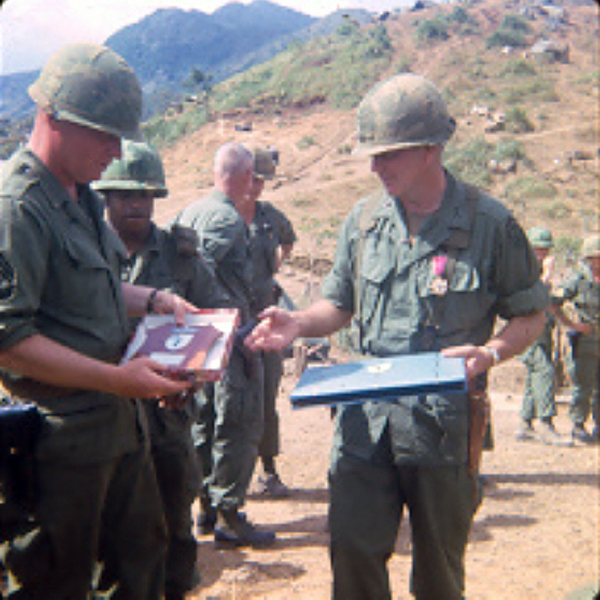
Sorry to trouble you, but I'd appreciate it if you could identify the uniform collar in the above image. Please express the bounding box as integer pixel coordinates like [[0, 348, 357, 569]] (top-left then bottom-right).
[[378, 171, 474, 269]]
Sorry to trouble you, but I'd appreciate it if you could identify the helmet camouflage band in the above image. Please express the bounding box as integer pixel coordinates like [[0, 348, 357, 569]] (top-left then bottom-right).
[[527, 226, 554, 249], [28, 43, 142, 139], [251, 147, 277, 180], [92, 140, 168, 197], [355, 73, 456, 156], [581, 234, 600, 259]]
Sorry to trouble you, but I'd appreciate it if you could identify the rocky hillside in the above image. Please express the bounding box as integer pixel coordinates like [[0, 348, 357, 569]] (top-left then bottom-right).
[[152, 0, 597, 294]]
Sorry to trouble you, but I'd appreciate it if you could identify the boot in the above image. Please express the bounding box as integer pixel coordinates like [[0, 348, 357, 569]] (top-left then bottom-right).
[[515, 419, 535, 441], [256, 472, 291, 498], [572, 423, 594, 444], [537, 420, 573, 446], [214, 508, 276, 548], [197, 494, 217, 535]]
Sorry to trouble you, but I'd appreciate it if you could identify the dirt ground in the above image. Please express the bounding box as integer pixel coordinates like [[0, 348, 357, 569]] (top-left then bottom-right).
[[186, 273, 599, 600]]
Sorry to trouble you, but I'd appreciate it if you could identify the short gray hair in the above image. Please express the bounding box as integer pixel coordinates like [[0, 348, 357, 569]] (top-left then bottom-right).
[[214, 142, 253, 180]]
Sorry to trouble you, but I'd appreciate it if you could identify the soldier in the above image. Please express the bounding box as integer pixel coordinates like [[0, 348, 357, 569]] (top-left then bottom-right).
[[0, 43, 197, 598], [551, 234, 600, 443], [516, 227, 571, 445], [93, 140, 231, 599], [246, 73, 547, 599], [173, 142, 276, 548], [239, 146, 296, 498]]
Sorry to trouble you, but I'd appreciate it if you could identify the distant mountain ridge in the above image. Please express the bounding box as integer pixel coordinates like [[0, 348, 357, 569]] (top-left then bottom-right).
[[107, 1, 315, 86], [0, 1, 372, 121]]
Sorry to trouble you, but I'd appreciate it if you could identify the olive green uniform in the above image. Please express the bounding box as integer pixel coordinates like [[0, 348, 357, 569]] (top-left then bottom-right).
[[321, 172, 548, 600], [174, 190, 262, 512], [519, 311, 557, 422], [552, 263, 599, 431], [119, 222, 230, 596], [0, 148, 166, 598], [248, 201, 296, 460]]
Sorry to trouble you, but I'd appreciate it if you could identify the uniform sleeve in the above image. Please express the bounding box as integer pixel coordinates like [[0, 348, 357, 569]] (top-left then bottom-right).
[[273, 206, 296, 246], [321, 203, 363, 314], [551, 273, 579, 306], [186, 256, 235, 309], [0, 198, 49, 350], [490, 213, 549, 319], [198, 211, 243, 268]]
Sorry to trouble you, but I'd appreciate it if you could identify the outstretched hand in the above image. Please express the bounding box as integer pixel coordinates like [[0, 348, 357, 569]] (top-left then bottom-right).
[[244, 306, 300, 352]]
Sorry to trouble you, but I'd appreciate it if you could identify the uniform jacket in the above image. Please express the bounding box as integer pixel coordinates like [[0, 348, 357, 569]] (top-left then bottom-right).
[[0, 148, 144, 463], [552, 262, 600, 348], [322, 172, 548, 465], [120, 223, 231, 311], [173, 190, 253, 323], [248, 200, 296, 313], [117, 222, 233, 442]]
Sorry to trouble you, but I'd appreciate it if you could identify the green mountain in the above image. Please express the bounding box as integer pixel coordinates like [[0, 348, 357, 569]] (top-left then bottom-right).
[[0, 1, 373, 125]]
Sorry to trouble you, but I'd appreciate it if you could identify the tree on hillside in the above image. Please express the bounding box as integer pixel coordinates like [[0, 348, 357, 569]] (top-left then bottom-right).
[[183, 67, 214, 114]]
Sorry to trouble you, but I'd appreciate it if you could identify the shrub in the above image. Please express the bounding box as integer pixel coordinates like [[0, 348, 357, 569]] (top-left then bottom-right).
[[493, 138, 528, 162], [500, 14, 531, 33], [297, 135, 316, 149], [444, 136, 494, 187], [504, 176, 557, 201], [501, 59, 537, 77], [486, 29, 527, 48], [417, 17, 450, 42], [505, 106, 535, 133]]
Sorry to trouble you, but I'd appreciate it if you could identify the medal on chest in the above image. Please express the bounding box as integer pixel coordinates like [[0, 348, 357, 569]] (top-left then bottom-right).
[[430, 254, 449, 296]]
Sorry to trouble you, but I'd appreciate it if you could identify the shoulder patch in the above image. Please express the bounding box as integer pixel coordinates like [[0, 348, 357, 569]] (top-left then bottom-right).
[[0, 253, 16, 301]]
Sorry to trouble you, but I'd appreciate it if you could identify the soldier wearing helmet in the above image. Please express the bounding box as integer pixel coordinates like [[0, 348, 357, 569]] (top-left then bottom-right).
[[237, 145, 296, 499], [94, 140, 232, 599], [515, 228, 571, 445], [551, 233, 600, 443], [0, 43, 198, 597], [245, 73, 548, 599]]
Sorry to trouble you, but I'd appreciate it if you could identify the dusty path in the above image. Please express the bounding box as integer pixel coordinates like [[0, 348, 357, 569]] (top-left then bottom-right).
[[189, 356, 599, 600]]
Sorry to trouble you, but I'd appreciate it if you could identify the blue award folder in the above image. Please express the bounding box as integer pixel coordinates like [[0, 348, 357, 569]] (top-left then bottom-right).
[[289, 352, 466, 409]]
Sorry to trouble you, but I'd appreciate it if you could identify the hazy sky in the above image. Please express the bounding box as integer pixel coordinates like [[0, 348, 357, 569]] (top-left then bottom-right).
[[0, 0, 410, 75]]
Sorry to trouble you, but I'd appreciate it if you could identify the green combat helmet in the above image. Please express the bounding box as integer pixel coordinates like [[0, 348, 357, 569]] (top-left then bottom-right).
[[251, 147, 277, 180], [581, 234, 600, 259], [527, 227, 554, 249], [355, 73, 456, 156], [28, 42, 142, 139], [92, 140, 168, 197]]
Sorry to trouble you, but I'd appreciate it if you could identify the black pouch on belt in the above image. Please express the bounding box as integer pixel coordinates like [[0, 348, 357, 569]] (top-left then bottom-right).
[[0, 400, 44, 513]]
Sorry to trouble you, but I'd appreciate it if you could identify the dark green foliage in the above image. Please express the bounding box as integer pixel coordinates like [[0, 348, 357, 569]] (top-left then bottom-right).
[[444, 136, 494, 187], [486, 13, 531, 48], [505, 106, 535, 133], [417, 17, 450, 42]]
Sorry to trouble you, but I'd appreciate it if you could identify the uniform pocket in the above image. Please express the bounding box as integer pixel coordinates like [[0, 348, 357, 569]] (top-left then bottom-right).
[[418, 259, 492, 335], [59, 237, 113, 317]]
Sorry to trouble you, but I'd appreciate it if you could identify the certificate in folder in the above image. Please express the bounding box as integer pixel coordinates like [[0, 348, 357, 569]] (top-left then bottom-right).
[[121, 309, 240, 382], [289, 352, 466, 409]]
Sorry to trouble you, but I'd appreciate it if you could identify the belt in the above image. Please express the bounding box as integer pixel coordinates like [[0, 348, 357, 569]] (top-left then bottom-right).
[[0, 375, 83, 400]]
